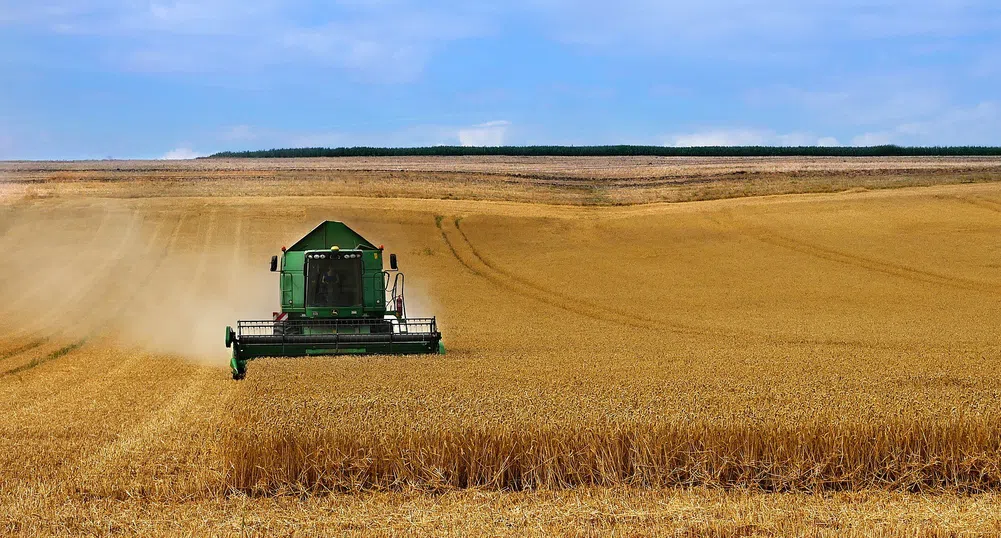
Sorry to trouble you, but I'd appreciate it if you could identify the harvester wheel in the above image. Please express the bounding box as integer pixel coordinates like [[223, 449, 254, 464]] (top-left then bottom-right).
[[231, 358, 247, 380]]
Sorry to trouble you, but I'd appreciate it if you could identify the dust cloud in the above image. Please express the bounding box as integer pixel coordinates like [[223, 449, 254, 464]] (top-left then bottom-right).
[[395, 276, 437, 320], [0, 200, 275, 365]]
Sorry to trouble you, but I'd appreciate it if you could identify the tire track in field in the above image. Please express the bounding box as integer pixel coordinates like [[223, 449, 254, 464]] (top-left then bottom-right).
[[438, 216, 715, 338], [709, 210, 999, 297], [189, 206, 218, 285], [0, 339, 46, 361], [94, 211, 187, 330], [443, 216, 935, 352], [951, 195, 1001, 214]]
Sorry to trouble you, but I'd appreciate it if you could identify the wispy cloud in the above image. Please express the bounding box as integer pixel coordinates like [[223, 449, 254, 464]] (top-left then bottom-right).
[[0, 132, 15, 159], [3, 1, 1000, 157], [221, 125, 258, 142], [458, 120, 510, 146], [850, 101, 1000, 146], [3, 1, 490, 80], [214, 122, 484, 150], [521, 0, 1001, 54], [753, 79, 949, 127], [668, 129, 838, 147], [160, 147, 203, 159]]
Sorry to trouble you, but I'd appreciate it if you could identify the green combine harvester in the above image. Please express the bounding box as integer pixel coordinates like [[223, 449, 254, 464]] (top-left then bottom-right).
[[225, 221, 444, 379]]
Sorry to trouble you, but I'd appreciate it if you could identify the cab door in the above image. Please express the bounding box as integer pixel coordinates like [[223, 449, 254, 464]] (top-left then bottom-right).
[[281, 273, 293, 309]]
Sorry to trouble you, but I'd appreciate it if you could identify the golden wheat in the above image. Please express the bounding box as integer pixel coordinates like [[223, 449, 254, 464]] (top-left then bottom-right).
[[1, 162, 1000, 534]]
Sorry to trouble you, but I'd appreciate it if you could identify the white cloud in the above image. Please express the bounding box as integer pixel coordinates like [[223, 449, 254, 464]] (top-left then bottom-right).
[[668, 129, 837, 147], [458, 120, 510, 146], [160, 147, 203, 159]]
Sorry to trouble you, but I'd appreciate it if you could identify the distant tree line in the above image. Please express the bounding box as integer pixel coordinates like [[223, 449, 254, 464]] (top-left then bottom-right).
[[206, 145, 1001, 159]]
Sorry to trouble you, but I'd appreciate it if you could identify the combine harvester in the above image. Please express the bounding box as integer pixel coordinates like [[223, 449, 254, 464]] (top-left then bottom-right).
[[225, 221, 444, 379]]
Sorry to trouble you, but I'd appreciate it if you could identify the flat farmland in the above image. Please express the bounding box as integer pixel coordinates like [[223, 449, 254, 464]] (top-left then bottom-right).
[[1, 158, 1000, 536]]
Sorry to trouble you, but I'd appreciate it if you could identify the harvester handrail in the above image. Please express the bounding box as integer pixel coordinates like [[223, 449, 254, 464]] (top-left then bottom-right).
[[235, 317, 439, 337], [389, 272, 405, 317]]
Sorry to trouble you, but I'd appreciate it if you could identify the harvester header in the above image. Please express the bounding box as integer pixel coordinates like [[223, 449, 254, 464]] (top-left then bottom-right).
[[225, 221, 443, 379]]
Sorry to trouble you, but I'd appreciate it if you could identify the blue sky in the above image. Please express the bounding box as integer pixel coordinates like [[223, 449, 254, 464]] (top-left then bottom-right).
[[1, 1, 1000, 159]]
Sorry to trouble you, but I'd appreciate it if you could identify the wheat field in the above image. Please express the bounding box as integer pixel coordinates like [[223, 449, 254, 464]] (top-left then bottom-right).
[[1, 159, 1000, 535]]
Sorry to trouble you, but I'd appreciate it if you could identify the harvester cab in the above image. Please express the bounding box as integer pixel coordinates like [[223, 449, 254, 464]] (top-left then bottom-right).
[[225, 221, 444, 380]]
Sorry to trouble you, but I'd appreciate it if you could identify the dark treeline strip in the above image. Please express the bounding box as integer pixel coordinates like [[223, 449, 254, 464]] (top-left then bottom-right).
[[207, 145, 1001, 159]]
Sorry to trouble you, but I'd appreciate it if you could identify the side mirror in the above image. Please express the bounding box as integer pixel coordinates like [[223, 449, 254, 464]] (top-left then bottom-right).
[[389, 253, 398, 270], [270, 255, 278, 272]]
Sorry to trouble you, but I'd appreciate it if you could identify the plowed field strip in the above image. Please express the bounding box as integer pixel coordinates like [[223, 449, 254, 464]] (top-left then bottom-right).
[[712, 211, 999, 296], [0, 212, 207, 484], [195, 208, 218, 279], [15, 210, 146, 371], [39, 209, 133, 321], [2, 348, 139, 421], [0, 351, 198, 486]]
